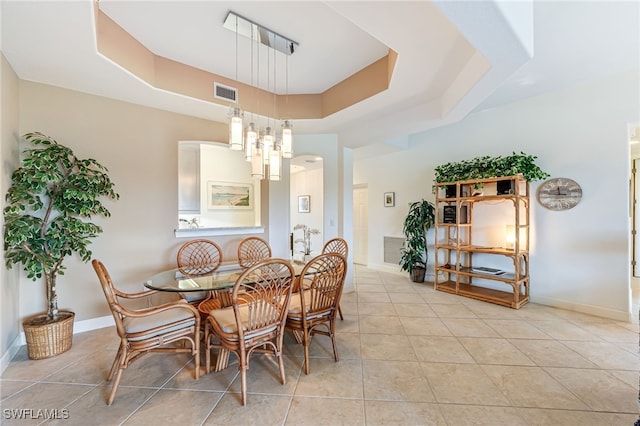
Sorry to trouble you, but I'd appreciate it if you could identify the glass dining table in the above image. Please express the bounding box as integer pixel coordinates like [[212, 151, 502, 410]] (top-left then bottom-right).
[[143, 261, 307, 294], [143, 260, 308, 372]]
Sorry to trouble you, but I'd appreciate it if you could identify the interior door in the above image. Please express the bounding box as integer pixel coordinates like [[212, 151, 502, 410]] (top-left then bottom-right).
[[353, 186, 368, 265]]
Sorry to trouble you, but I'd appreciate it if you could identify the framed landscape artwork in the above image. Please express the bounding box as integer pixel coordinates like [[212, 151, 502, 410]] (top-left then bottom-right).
[[207, 181, 252, 209]]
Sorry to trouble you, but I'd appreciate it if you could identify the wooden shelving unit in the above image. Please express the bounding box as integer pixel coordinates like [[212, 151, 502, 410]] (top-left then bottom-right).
[[434, 175, 530, 309]]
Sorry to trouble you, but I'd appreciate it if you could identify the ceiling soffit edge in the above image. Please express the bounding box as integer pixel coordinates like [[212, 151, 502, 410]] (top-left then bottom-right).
[[95, 5, 396, 121]]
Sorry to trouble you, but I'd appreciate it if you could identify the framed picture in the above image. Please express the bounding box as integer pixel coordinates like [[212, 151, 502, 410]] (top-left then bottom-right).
[[298, 195, 310, 213], [207, 181, 252, 209], [384, 192, 395, 207]]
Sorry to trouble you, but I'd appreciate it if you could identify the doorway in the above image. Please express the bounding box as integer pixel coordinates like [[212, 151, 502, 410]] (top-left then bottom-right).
[[290, 155, 324, 259], [630, 124, 640, 277], [353, 185, 368, 265]]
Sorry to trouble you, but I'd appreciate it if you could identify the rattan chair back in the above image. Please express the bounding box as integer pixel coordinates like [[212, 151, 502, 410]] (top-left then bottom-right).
[[322, 237, 348, 258], [177, 239, 223, 275], [237, 236, 272, 268], [321, 237, 348, 320]]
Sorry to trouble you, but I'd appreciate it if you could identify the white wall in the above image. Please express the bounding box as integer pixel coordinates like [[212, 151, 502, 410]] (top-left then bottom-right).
[[355, 71, 639, 320]]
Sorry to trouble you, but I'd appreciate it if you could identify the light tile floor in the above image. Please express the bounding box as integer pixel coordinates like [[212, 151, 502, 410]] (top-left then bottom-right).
[[2, 265, 639, 425]]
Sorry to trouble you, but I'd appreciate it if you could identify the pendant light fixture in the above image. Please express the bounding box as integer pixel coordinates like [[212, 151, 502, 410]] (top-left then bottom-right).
[[224, 11, 298, 180]]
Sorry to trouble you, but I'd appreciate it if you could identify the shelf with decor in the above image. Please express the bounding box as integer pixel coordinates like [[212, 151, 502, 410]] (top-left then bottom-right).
[[434, 175, 530, 309]]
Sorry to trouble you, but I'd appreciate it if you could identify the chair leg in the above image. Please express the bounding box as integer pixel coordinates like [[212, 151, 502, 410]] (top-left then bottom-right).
[[239, 350, 248, 406], [204, 321, 212, 374], [277, 333, 287, 385], [338, 304, 344, 321], [106, 344, 124, 382], [193, 331, 200, 380], [303, 329, 311, 375], [330, 318, 339, 362], [107, 366, 124, 406]]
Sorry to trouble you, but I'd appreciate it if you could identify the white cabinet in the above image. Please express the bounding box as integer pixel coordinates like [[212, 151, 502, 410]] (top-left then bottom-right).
[[178, 143, 200, 214]]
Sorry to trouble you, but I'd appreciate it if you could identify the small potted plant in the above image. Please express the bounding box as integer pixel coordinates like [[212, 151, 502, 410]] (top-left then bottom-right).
[[293, 224, 320, 262], [3, 132, 119, 359], [399, 199, 435, 282]]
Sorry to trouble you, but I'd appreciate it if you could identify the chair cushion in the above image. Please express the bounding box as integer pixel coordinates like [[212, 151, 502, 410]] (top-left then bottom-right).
[[123, 306, 195, 341], [287, 292, 331, 320], [210, 303, 278, 336], [287, 292, 310, 315]]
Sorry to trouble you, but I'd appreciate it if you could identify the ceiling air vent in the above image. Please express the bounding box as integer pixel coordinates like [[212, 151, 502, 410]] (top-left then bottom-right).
[[214, 83, 237, 102]]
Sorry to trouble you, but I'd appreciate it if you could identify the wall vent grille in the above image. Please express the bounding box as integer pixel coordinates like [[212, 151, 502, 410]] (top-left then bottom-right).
[[383, 236, 404, 264], [214, 83, 237, 102]]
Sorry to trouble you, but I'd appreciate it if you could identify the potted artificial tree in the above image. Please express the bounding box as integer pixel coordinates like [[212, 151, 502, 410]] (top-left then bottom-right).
[[399, 199, 435, 282], [4, 132, 119, 359]]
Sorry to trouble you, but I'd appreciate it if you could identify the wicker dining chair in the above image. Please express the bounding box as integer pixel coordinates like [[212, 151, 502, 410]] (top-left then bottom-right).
[[92, 259, 200, 406], [237, 236, 272, 269], [322, 237, 348, 320], [177, 239, 223, 276], [176, 239, 223, 314], [204, 258, 294, 406], [286, 253, 347, 374]]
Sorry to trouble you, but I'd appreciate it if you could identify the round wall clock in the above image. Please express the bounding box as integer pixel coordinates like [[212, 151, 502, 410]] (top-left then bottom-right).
[[537, 177, 582, 211]]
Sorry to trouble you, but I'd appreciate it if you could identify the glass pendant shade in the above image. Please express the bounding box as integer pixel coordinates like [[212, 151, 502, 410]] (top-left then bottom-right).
[[229, 107, 244, 150], [281, 120, 293, 158], [269, 148, 282, 181], [251, 144, 264, 179], [263, 126, 274, 149], [262, 127, 274, 166], [245, 122, 257, 161]]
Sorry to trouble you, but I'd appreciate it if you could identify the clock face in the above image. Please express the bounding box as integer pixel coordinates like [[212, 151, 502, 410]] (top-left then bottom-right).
[[537, 178, 582, 211]]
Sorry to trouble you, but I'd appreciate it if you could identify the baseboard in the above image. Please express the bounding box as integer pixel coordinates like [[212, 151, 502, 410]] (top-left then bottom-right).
[[1, 315, 115, 375], [0, 334, 22, 375], [366, 263, 438, 282], [366, 262, 405, 276], [532, 295, 631, 322]]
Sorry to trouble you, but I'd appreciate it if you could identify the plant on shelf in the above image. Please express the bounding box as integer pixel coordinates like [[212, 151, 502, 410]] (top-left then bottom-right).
[[4, 132, 119, 359], [399, 199, 435, 282], [433, 151, 550, 189], [293, 224, 320, 256]]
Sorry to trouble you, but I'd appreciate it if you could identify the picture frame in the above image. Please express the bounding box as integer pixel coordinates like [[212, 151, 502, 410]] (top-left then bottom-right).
[[207, 181, 252, 210], [384, 192, 395, 207], [298, 195, 310, 213]]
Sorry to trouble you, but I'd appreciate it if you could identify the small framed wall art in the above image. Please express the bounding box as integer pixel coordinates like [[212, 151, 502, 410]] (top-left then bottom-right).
[[384, 192, 395, 207], [298, 195, 310, 213]]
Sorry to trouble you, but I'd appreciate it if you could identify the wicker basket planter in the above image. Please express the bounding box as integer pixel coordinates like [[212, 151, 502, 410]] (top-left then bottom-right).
[[23, 311, 74, 360]]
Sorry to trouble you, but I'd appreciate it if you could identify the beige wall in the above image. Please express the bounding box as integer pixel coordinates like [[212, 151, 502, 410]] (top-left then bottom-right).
[[16, 81, 243, 322], [1, 54, 21, 359], [11, 81, 349, 332]]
